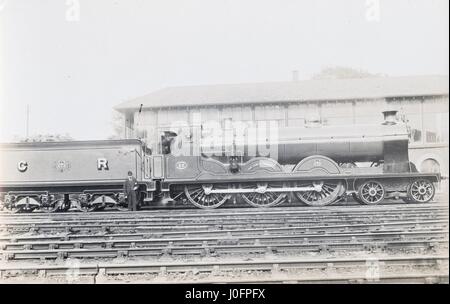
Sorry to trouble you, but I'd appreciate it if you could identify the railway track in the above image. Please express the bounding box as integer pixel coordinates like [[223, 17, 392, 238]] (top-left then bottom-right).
[[193, 274, 450, 284], [0, 203, 447, 234], [1, 201, 446, 218], [1, 218, 448, 235], [1, 229, 447, 260], [0, 255, 448, 284], [0, 218, 447, 242], [1, 209, 447, 224], [0, 206, 447, 261], [0, 202, 447, 283]]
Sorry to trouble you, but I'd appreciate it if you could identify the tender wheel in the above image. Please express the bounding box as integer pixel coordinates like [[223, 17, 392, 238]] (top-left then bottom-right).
[[78, 204, 96, 212], [90, 206, 106, 212], [240, 182, 286, 208], [406, 179, 435, 203], [65, 199, 91, 212], [184, 184, 230, 209], [40, 198, 65, 213], [294, 180, 344, 206], [41, 204, 59, 213], [357, 180, 385, 205], [16, 206, 37, 213]]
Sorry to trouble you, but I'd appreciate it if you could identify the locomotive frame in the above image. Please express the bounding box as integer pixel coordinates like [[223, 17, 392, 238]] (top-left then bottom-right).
[[155, 155, 439, 208]]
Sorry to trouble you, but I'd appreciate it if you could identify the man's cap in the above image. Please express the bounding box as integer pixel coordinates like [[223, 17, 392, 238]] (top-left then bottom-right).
[[127, 171, 133, 176]]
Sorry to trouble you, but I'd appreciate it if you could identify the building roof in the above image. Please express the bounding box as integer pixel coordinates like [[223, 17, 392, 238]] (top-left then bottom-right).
[[115, 75, 449, 112]]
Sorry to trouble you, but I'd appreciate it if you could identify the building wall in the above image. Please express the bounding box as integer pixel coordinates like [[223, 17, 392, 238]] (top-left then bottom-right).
[[127, 95, 449, 181]]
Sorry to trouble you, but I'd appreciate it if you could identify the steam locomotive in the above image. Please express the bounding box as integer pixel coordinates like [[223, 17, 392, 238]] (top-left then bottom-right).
[[0, 110, 440, 212]]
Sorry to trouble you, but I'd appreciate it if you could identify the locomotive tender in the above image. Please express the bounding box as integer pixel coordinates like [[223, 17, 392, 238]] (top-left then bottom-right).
[[0, 110, 440, 212], [0, 140, 154, 212]]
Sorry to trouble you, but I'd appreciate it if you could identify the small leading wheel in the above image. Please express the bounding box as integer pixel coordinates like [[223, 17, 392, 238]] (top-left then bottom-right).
[[184, 184, 230, 209], [357, 180, 385, 205], [240, 182, 286, 208], [406, 179, 435, 203]]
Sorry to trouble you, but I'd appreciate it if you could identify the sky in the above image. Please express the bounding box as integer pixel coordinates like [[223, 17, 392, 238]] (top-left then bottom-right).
[[0, 0, 448, 141]]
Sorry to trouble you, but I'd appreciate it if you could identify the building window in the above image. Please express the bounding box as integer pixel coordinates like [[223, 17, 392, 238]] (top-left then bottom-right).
[[423, 113, 448, 143], [420, 158, 440, 174], [287, 102, 320, 125], [170, 108, 189, 123], [287, 118, 305, 127], [406, 114, 422, 143], [389, 99, 422, 115], [354, 100, 386, 124], [321, 101, 353, 125], [322, 116, 349, 126], [255, 105, 285, 120], [422, 97, 449, 144], [221, 106, 253, 122]]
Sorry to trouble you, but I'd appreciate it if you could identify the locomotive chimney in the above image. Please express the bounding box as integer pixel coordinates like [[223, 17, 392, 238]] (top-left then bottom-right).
[[382, 110, 398, 125]]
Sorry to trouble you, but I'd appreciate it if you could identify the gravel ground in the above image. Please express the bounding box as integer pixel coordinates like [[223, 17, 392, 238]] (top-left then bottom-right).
[[1, 245, 448, 284], [0, 200, 448, 284]]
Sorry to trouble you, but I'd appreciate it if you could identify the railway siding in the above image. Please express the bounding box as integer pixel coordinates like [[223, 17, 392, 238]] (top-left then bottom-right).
[[0, 203, 448, 283]]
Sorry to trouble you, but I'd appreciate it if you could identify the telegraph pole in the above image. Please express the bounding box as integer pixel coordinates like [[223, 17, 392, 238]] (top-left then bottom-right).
[[26, 104, 29, 138]]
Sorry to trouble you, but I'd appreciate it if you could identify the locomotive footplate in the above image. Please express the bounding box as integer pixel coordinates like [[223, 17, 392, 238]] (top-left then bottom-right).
[[163, 172, 440, 185], [162, 171, 440, 208]]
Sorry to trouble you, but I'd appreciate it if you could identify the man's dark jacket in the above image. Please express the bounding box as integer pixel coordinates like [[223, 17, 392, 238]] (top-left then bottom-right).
[[123, 177, 138, 195]]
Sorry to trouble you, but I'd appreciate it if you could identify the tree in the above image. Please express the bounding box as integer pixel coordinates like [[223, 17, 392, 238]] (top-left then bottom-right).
[[16, 133, 74, 142], [108, 110, 125, 140], [312, 66, 385, 80]]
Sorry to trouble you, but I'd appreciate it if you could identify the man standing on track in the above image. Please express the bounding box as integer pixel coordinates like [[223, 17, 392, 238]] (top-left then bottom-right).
[[123, 171, 139, 211]]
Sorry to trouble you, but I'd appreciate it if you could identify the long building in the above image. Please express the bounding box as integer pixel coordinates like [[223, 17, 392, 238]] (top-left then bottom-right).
[[115, 75, 449, 190]]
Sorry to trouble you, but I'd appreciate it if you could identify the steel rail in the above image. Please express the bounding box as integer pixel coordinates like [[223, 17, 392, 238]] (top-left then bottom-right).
[[0, 210, 448, 224], [171, 273, 449, 284], [1, 211, 446, 222], [1, 212, 447, 230], [1, 207, 447, 222], [2, 238, 447, 260], [1, 225, 448, 250], [0, 255, 447, 278], [2, 220, 448, 236], [1, 215, 447, 236], [2, 217, 447, 231], [1, 210, 447, 226], [0, 202, 447, 219], [0, 219, 447, 244]]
